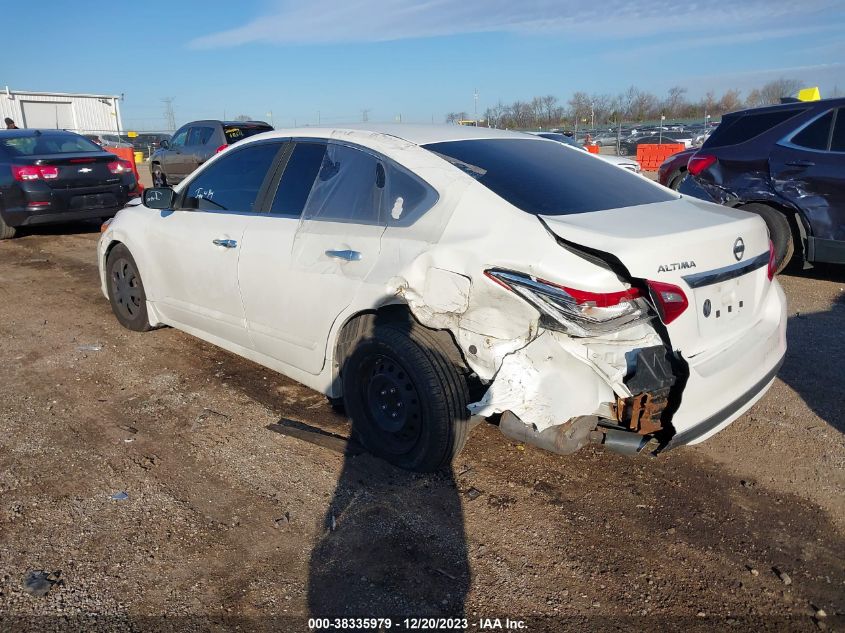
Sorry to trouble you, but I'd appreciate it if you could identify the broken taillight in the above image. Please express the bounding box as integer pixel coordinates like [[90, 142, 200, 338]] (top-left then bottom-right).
[[484, 269, 650, 337], [687, 153, 716, 176], [646, 280, 688, 325]]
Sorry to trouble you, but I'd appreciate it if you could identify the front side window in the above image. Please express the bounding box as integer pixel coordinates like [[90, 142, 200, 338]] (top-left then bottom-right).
[[170, 128, 188, 148], [790, 110, 833, 150], [301, 143, 383, 224], [424, 138, 674, 216], [182, 142, 281, 212], [270, 142, 326, 216], [187, 126, 215, 146]]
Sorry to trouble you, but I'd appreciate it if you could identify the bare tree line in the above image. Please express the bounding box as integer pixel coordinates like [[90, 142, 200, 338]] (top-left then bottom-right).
[[446, 78, 815, 128]]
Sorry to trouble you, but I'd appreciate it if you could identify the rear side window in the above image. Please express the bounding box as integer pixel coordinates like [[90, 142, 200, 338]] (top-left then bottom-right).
[[830, 109, 845, 152], [224, 125, 273, 144], [0, 133, 101, 156], [385, 163, 437, 225], [790, 110, 833, 150], [424, 138, 674, 216], [704, 108, 807, 148], [183, 142, 281, 212], [270, 142, 326, 216], [302, 143, 383, 224], [188, 126, 215, 146]]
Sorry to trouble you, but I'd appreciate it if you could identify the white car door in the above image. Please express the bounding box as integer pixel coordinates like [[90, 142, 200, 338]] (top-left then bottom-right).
[[238, 141, 386, 375], [144, 141, 284, 349]]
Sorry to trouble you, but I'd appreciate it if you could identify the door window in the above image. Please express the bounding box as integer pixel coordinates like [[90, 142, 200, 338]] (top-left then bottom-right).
[[831, 109, 845, 152], [270, 142, 327, 216], [301, 144, 384, 224], [170, 128, 188, 148], [187, 126, 215, 146], [790, 110, 833, 150], [182, 142, 281, 212]]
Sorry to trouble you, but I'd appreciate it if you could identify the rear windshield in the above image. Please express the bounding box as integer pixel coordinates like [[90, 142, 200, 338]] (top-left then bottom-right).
[[224, 125, 273, 144], [703, 107, 808, 148], [423, 138, 675, 215], [0, 133, 101, 156]]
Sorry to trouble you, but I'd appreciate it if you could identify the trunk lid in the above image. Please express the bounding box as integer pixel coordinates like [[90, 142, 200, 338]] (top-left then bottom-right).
[[541, 198, 772, 357], [19, 153, 122, 189]]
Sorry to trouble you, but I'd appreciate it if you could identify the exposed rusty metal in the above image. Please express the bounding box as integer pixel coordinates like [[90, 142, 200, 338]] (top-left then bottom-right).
[[613, 388, 670, 435]]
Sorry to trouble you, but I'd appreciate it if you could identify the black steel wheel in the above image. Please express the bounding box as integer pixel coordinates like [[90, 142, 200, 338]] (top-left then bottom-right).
[[106, 244, 152, 332], [341, 319, 470, 472]]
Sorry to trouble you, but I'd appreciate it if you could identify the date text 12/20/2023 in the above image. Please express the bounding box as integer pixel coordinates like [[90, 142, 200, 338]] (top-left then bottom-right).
[[307, 617, 527, 630]]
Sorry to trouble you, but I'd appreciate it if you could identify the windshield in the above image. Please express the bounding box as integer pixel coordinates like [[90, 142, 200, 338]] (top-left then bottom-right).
[[1, 133, 102, 156], [423, 138, 675, 216]]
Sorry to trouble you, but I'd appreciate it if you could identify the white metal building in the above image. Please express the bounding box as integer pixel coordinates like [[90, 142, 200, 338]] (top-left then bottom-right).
[[1, 86, 123, 134]]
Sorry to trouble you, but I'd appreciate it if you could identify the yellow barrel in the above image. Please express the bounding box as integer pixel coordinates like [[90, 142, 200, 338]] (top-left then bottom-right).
[[133, 151, 144, 164]]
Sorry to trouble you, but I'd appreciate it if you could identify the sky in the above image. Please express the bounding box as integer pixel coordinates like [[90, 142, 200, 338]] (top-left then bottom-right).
[[1, 0, 844, 131]]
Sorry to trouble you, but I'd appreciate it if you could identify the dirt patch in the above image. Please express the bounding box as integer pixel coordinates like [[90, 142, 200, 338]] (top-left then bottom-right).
[[0, 231, 843, 631]]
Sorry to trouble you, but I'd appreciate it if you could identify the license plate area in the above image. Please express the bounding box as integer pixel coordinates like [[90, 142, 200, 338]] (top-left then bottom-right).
[[693, 273, 758, 336]]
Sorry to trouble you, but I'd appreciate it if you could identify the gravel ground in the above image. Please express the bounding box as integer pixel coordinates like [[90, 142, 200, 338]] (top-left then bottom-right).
[[0, 223, 843, 632]]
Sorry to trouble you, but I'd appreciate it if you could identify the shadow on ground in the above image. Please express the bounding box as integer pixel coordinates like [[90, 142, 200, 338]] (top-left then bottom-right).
[[780, 278, 845, 434]]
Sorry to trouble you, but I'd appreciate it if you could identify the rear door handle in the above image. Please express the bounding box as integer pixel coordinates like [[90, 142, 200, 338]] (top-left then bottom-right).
[[786, 160, 815, 167], [325, 249, 362, 261], [212, 238, 237, 248]]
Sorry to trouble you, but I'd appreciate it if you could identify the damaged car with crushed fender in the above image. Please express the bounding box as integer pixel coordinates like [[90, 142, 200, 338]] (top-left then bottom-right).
[[98, 124, 787, 472]]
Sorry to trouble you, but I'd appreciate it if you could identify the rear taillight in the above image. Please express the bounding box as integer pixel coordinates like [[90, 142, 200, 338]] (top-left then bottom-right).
[[687, 153, 716, 176], [484, 269, 650, 336], [767, 240, 776, 280], [216, 144, 229, 153], [12, 165, 59, 181], [646, 280, 688, 325], [107, 159, 134, 174]]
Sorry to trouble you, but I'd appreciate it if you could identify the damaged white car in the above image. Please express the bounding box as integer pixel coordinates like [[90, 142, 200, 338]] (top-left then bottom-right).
[[98, 125, 787, 471]]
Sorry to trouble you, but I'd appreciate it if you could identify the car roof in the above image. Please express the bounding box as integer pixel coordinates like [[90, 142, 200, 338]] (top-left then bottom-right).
[[729, 96, 845, 118], [181, 119, 272, 127], [256, 124, 538, 147]]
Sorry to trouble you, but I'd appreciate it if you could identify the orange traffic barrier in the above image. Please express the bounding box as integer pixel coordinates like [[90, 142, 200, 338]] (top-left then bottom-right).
[[585, 144, 600, 154], [105, 146, 144, 193], [636, 143, 685, 171]]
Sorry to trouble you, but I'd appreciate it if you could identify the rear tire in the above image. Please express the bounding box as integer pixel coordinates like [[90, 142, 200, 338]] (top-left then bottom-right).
[[341, 319, 470, 472], [0, 215, 16, 240], [667, 170, 686, 191], [740, 203, 794, 273], [105, 244, 152, 332]]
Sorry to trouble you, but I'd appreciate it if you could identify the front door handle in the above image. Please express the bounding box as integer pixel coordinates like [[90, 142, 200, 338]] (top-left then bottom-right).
[[212, 238, 237, 248], [325, 249, 362, 261], [786, 160, 815, 167]]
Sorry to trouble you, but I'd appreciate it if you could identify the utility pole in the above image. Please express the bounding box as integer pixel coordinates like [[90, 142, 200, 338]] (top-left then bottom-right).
[[318, 110, 321, 125], [361, 109, 371, 122], [473, 88, 479, 124], [162, 97, 176, 132]]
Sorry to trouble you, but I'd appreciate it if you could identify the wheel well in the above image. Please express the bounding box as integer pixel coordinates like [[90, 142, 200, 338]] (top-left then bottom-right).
[[332, 303, 472, 396], [103, 239, 123, 266]]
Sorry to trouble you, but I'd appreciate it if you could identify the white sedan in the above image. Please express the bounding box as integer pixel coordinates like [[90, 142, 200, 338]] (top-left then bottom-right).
[[98, 125, 786, 471]]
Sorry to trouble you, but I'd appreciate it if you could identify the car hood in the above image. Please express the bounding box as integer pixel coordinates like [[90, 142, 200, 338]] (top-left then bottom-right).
[[596, 154, 638, 167]]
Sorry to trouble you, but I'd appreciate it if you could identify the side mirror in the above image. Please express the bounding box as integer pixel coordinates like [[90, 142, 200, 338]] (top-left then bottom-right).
[[143, 187, 174, 209], [159, 139, 170, 149]]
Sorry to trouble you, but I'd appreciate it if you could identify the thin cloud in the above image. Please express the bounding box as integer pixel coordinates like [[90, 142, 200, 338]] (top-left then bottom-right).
[[188, 0, 838, 49]]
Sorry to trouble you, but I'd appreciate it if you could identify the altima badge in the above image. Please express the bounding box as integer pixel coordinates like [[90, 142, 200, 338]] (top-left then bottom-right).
[[733, 237, 745, 261]]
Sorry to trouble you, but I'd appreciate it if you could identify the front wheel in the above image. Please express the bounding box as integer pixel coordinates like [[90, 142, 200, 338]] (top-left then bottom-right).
[[105, 244, 152, 332], [151, 164, 167, 187], [342, 320, 471, 472]]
